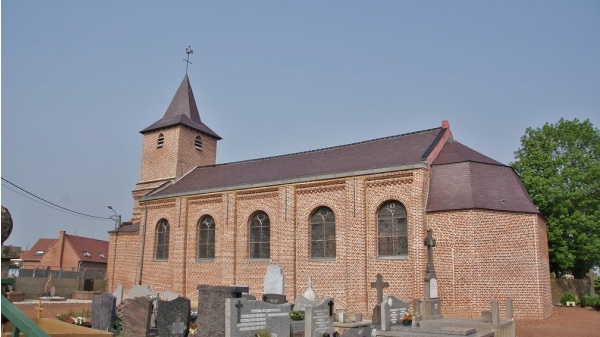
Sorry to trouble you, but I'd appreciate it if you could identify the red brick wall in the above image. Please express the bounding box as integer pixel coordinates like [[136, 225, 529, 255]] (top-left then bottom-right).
[[139, 127, 217, 183], [108, 169, 552, 319]]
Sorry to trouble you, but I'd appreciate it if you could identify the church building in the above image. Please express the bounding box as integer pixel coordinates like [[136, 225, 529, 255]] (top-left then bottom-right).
[[107, 74, 552, 319]]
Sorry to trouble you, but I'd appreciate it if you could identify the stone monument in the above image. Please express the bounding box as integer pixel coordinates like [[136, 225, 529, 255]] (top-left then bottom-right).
[[422, 228, 442, 319], [370, 273, 389, 325]]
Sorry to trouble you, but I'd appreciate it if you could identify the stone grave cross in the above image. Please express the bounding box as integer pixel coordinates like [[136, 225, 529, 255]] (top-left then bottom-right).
[[370, 273, 389, 325], [422, 228, 443, 319], [371, 273, 389, 305], [424, 228, 436, 280]]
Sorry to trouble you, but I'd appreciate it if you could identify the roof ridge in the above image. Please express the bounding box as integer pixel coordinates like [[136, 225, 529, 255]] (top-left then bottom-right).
[[201, 126, 443, 168]]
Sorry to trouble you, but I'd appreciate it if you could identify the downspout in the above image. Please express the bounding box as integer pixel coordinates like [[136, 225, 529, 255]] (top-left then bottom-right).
[[138, 203, 148, 285]]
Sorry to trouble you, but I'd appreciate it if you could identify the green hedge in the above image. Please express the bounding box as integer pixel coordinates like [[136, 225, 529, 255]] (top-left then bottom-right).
[[580, 296, 600, 310]]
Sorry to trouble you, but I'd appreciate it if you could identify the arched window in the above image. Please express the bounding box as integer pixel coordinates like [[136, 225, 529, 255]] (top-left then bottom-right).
[[157, 133, 164, 148], [198, 215, 215, 259], [249, 211, 270, 259], [194, 135, 202, 150], [311, 207, 336, 258], [377, 200, 408, 256], [155, 219, 169, 260]]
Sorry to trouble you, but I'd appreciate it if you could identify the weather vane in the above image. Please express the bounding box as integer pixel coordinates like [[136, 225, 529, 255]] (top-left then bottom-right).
[[184, 45, 193, 74]]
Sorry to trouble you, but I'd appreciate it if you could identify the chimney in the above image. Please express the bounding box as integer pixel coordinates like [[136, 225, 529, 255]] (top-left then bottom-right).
[[442, 120, 450, 129]]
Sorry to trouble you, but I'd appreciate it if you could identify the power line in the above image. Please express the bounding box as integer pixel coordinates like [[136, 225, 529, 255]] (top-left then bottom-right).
[[1, 177, 112, 221]]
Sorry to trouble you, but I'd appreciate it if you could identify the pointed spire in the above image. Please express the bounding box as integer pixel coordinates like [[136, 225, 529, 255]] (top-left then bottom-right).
[[140, 75, 221, 139]]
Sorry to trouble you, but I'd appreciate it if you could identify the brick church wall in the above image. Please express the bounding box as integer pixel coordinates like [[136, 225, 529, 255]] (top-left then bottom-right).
[[108, 169, 552, 319], [427, 210, 552, 319]]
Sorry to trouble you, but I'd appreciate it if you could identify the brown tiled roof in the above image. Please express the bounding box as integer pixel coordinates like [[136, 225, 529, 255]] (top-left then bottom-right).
[[140, 74, 221, 139], [427, 140, 539, 213], [65, 234, 109, 263], [146, 127, 446, 199], [20, 239, 57, 261]]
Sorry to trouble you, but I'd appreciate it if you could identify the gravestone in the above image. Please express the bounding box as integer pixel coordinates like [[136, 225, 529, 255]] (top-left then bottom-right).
[[422, 229, 443, 320], [340, 327, 374, 337], [121, 296, 153, 337], [380, 295, 410, 331], [91, 292, 117, 332], [197, 284, 249, 337], [305, 297, 334, 337], [126, 284, 158, 299], [242, 293, 256, 300], [113, 285, 124, 306], [262, 293, 287, 304], [303, 277, 317, 301], [263, 264, 285, 295], [294, 294, 318, 312], [160, 291, 179, 301], [225, 297, 292, 337], [370, 274, 389, 325], [157, 296, 191, 337]]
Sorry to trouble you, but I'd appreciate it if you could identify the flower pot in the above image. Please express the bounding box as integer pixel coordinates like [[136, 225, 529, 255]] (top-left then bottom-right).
[[402, 319, 412, 326]]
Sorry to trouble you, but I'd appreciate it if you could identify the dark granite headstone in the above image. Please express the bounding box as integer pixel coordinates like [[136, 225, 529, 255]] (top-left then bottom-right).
[[121, 296, 153, 337], [305, 297, 334, 337], [157, 296, 191, 337], [380, 295, 410, 331], [91, 292, 116, 332], [225, 298, 292, 337], [197, 285, 249, 337], [262, 293, 287, 304]]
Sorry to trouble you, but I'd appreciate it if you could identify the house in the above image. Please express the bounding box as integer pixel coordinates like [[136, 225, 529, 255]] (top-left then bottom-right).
[[107, 74, 552, 319], [20, 231, 109, 272]]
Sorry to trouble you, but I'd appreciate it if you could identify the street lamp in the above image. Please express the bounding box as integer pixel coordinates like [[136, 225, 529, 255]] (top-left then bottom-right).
[[107, 205, 122, 230]]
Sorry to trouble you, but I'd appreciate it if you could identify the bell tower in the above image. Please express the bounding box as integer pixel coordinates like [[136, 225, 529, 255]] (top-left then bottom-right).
[[133, 74, 221, 211]]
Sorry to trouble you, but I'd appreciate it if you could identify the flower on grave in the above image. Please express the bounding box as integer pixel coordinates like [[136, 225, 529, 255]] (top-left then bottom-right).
[[402, 309, 413, 321]]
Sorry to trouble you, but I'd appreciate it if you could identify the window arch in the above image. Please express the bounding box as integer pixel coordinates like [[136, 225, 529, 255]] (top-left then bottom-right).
[[310, 207, 336, 258], [377, 200, 408, 256], [249, 211, 270, 259], [157, 133, 164, 148], [198, 215, 215, 259], [155, 219, 169, 260], [194, 135, 202, 150]]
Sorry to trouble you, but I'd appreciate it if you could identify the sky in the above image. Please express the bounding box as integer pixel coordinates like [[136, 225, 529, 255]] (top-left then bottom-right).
[[1, 1, 599, 250]]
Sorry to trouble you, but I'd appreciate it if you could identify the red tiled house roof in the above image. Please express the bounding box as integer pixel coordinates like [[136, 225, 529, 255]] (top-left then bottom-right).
[[20, 238, 57, 262]]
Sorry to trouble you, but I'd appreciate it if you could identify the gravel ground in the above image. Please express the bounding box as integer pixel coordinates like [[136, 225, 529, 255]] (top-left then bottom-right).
[[515, 306, 600, 337]]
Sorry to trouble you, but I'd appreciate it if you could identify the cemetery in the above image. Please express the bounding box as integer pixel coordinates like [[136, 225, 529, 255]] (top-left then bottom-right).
[[2, 229, 522, 337]]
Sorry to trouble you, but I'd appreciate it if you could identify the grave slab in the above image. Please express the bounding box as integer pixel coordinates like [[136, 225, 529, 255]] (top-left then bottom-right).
[[91, 292, 116, 332], [305, 297, 335, 337], [197, 284, 249, 337], [225, 297, 292, 337], [263, 264, 285, 295], [157, 296, 191, 337]]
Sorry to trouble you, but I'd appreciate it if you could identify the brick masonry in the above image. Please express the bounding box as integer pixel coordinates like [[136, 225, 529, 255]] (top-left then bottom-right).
[[108, 104, 552, 320], [109, 168, 552, 319]]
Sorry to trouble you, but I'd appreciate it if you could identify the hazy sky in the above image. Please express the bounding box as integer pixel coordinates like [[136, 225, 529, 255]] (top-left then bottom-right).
[[2, 1, 599, 250]]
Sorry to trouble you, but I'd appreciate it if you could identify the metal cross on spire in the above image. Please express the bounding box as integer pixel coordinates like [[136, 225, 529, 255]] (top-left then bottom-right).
[[183, 46, 193, 74]]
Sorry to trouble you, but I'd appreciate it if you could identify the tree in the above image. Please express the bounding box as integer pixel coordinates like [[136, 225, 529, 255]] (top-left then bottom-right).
[[511, 118, 600, 278]]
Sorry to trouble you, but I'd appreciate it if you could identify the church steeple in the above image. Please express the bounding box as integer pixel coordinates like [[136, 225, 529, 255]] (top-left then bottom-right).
[[137, 75, 221, 188], [140, 74, 221, 139]]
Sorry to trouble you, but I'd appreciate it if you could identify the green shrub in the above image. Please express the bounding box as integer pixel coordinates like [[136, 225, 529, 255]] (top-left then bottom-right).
[[560, 292, 577, 306], [580, 296, 597, 307], [254, 329, 271, 337], [595, 276, 600, 295]]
